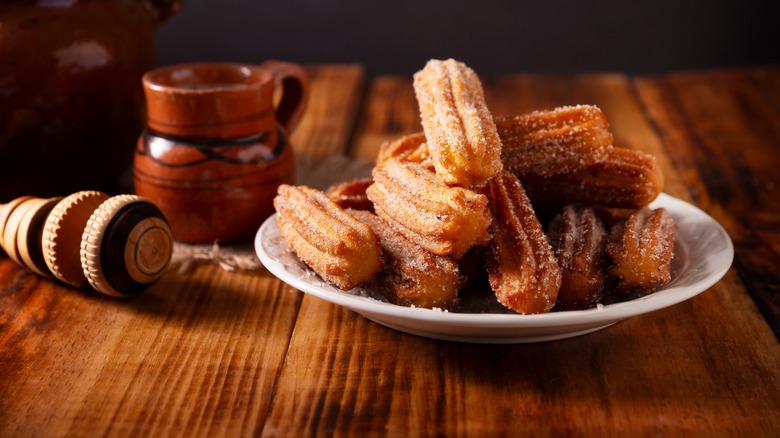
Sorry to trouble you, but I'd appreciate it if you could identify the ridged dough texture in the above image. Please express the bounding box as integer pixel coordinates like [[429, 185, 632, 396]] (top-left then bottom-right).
[[351, 210, 462, 310], [274, 185, 382, 290], [482, 171, 562, 314], [366, 158, 491, 259], [606, 207, 677, 292], [496, 105, 613, 177], [518, 147, 664, 209], [413, 58, 503, 188], [270, 59, 678, 312], [325, 178, 374, 212], [548, 205, 607, 310], [375, 132, 432, 169]]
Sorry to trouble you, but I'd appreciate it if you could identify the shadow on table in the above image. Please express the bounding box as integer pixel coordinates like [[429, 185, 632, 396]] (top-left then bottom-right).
[[100, 261, 301, 331]]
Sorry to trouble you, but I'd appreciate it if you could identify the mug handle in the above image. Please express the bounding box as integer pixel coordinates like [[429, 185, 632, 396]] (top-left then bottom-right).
[[259, 60, 310, 135]]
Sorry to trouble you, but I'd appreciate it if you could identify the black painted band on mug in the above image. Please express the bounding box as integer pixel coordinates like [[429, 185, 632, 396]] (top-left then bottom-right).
[[137, 129, 286, 167]]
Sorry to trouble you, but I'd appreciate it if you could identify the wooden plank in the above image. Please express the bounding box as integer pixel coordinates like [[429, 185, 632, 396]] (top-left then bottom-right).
[[264, 72, 780, 435], [349, 76, 420, 161], [0, 259, 301, 437], [292, 64, 365, 160], [634, 67, 780, 336], [0, 65, 365, 436]]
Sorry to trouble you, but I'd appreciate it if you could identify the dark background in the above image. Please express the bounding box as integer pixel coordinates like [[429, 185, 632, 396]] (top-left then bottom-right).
[[154, 0, 776, 76]]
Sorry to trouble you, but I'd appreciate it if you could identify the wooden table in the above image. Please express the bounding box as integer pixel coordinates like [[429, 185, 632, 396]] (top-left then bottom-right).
[[1, 65, 779, 436]]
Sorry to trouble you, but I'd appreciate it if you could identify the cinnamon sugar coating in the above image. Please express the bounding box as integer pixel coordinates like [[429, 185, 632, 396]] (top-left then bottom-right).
[[606, 207, 677, 292], [518, 147, 664, 209], [326, 178, 374, 212], [351, 210, 462, 310], [274, 185, 382, 290], [548, 205, 608, 310], [366, 158, 491, 259], [481, 171, 562, 314], [413, 59, 503, 188], [496, 105, 613, 177]]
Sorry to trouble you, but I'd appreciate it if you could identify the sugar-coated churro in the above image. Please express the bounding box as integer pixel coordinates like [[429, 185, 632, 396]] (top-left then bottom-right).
[[482, 171, 562, 314], [496, 105, 613, 177], [366, 158, 491, 259], [606, 207, 677, 292], [325, 178, 374, 212], [548, 205, 608, 310], [351, 209, 462, 309], [413, 59, 503, 188], [518, 146, 664, 209], [274, 185, 382, 290]]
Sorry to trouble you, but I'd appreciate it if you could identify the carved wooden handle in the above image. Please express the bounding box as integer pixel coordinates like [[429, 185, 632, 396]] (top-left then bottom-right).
[[1, 192, 173, 296]]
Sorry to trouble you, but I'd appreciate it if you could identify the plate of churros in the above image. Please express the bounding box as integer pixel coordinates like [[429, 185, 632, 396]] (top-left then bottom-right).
[[256, 193, 733, 343], [256, 58, 733, 343]]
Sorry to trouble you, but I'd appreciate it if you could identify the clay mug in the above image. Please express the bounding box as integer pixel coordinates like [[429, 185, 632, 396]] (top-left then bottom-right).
[[133, 61, 308, 243]]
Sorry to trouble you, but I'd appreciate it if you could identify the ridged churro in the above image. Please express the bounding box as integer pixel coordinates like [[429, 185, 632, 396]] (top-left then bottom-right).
[[366, 158, 491, 259], [519, 146, 664, 209], [548, 205, 608, 310], [274, 185, 382, 290], [351, 210, 462, 309], [482, 171, 562, 314], [496, 105, 613, 177], [606, 207, 677, 292], [413, 59, 502, 188]]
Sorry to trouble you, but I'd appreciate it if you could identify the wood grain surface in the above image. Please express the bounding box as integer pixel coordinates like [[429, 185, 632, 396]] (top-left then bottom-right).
[[634, 67, 780, 338], [1, 65, 778, 436]]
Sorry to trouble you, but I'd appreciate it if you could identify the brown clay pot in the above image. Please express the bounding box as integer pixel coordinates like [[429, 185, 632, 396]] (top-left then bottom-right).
[[0, 0, 180, 202], [133, 61, 309, 243]]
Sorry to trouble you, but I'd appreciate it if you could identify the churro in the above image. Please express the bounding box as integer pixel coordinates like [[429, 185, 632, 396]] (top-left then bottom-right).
[[274, 185, 382, 290], [548, 205, 608, 310], [351, 210, 462, 309], [270, 58, 680, 313], [482, 171, 562, 314], [496, 105, 613, 177], [325, 178, 374, 212], [413, 59, 502, 188], [375, 132, 432, 169], [519, 146, 664, 209], [606, 207, 677, 292], [366, 158, 491, 259]]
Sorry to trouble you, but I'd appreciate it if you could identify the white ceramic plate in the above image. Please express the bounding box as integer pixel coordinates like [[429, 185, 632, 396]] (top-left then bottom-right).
[[255, 193, 734, 344]]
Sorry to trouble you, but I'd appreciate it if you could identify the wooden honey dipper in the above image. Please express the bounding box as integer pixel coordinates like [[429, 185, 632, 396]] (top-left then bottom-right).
[[0, 192, 173, 296]]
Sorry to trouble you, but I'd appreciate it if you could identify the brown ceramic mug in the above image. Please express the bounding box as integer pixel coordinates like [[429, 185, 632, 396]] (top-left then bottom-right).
[[133, 61, 308, 243]]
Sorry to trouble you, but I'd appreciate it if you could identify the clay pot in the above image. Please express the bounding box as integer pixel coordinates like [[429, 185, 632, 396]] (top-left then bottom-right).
[[0, 0, 181, 201], [133, 61, 309, 243]]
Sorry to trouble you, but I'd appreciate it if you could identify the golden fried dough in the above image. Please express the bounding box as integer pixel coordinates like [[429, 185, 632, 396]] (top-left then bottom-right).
[[351, 210, 462, 309], [606, 207, 677, 292], [519, 147, 664, 209], [482, 171, 562, 314], [274, 185, 382, 290], [325, 178, 374, 212], [366, 158, 491, 259], [496, 105, 613, 177], [413, 59, 502, 188], [548, 205, 608, 310]]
